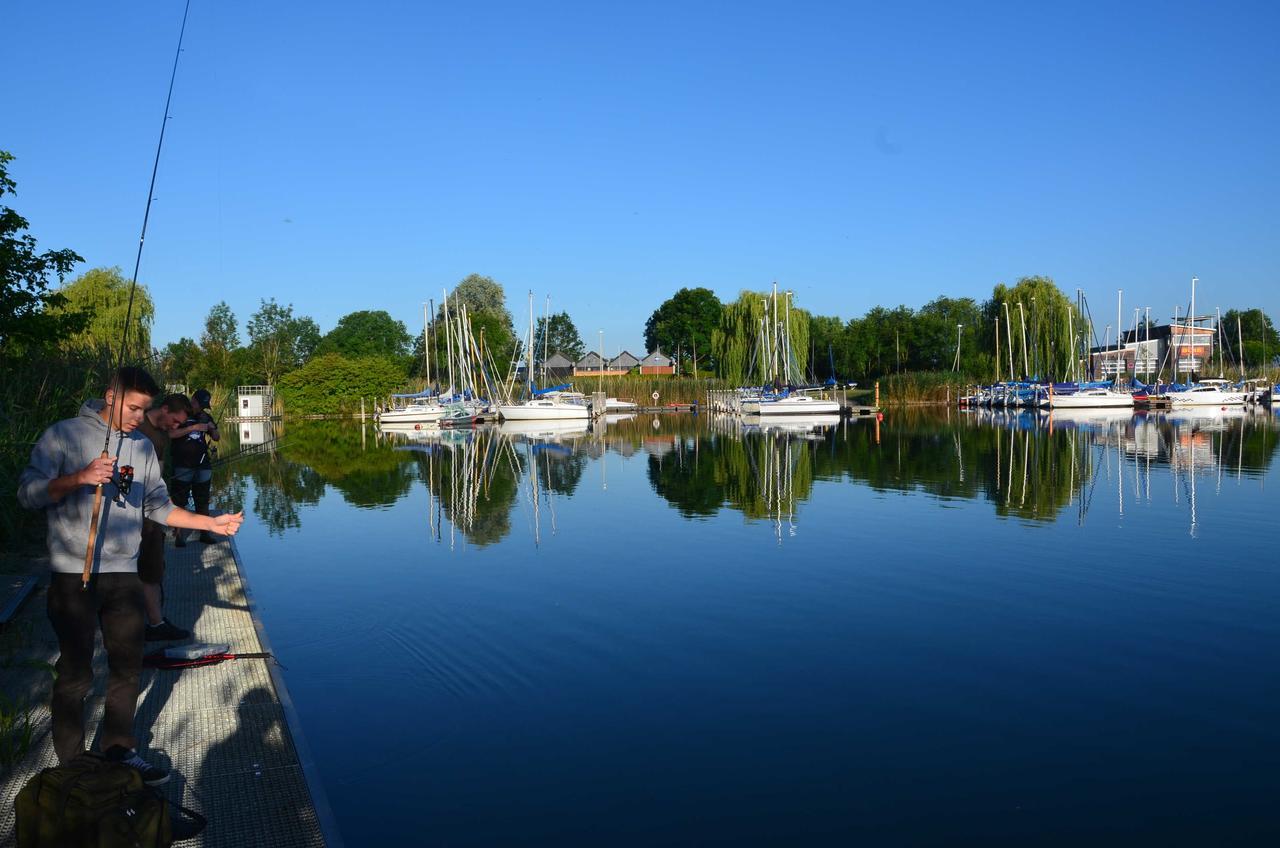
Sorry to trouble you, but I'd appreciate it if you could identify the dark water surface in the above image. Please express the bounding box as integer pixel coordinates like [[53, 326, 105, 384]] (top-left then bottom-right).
[[216, 408, 1280, 846]]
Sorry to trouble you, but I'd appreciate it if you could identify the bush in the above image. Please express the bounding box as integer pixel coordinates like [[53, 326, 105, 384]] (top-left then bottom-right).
[[277, 353, 407, 416]]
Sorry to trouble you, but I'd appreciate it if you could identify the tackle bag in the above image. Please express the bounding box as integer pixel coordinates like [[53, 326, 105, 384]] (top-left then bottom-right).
[[14, 751, 202, 847]]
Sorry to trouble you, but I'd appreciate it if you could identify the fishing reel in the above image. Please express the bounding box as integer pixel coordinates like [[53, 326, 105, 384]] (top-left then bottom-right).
[[115, 464, 135, 504]]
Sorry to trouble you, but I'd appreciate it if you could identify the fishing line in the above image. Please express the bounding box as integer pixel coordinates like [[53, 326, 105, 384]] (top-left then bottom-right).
[[82, 0, 193, 588], [104, 0, 193, 454]]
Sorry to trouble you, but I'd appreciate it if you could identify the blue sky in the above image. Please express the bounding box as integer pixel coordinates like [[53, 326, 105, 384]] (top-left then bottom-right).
[[6, 0, 1278, 354]]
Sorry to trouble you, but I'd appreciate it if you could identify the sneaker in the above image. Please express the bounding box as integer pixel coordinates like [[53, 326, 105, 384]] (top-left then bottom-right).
[[145, 618, 191, 642], [104, 745, 170, 786], [174, 531, 187, 548], [198, 532, 217, 544]]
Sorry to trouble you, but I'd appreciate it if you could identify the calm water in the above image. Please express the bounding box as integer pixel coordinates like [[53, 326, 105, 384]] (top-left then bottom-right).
[[215, 408, 1280, 846]]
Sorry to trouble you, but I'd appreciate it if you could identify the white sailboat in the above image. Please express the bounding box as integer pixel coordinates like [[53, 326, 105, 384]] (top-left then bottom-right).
[[498, 292, 591, 422], [753, 392, 842, 416], [378, 401, 444, 424], [1042, 387, 1134, 409], [1167, 378, 1246, 407]]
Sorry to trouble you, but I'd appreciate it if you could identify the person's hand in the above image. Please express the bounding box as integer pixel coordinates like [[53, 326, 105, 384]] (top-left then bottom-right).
[[196, 423, 211, 432], [211, 512, 245, 536], [78, 455, 116, 487]]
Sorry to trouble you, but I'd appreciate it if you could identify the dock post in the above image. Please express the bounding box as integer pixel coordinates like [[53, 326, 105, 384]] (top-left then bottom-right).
[[875, 381, 880, 409], [361, 396, 366, 422]]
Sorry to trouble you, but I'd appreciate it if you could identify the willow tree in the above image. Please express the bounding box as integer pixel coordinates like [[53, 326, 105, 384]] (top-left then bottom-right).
[[48, 266, 154, 360], [983, 276, 1081, 382], [711, 289, 811, 384]]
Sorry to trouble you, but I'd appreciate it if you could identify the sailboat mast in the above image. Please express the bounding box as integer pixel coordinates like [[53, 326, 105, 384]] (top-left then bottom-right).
[[1115, 290, 1122, 385], [1003, 302, 1015, 380], [1238, 314, 1245, 378], [1216, 307, 1225, 377], [995, 317, 1001, 382], [427, 302, 437, 389], [542, 294, 551, 384], [526, 291, 535, 394], [442, 289, 455, 395], [1190, 276, 1198, 381], [1018, 302, 1029, 378]]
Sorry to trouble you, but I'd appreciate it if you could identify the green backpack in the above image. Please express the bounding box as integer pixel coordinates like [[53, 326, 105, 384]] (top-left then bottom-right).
[[14, 752, 190, 847]]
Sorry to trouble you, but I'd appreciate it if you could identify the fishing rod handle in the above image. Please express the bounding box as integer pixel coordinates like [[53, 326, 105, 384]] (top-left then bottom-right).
[[80, 450, 110, 589]]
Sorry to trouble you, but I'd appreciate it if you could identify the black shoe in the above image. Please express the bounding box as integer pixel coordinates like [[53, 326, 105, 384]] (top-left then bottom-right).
[[198, 532, 217, 544], [174, 532, 187, 548], [104, 745, 170, 786], [145, 618, 191, 642]]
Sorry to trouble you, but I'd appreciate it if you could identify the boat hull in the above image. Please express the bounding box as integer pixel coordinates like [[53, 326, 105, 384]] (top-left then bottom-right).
[[497, 402, 589, 421], [378, 404, 444, 423], [1042, 391, 1134, 409], [753, 396, 842, 416]]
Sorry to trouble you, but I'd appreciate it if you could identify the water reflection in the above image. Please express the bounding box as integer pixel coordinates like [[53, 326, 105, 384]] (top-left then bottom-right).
[[214, 407, 1279, 545]]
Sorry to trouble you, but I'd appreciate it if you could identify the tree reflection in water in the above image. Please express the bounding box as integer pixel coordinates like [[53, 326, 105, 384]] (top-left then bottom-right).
[[212, 408, 1279, 545]]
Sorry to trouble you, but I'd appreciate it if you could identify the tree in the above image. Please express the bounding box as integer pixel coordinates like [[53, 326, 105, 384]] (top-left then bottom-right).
[[442, 273, 513, 329], [316, 310, 412, 360], [644, 287, 723, 371], [159, 337, 201, 384], [984, 277, 1080, 381], [47, 267, 155, 360], [711, 290, 810, 384], [191, 301, 240, 388], [202, 301, 239, 350], [276, 352, 409, 415], [1222, 308, 1279, 371], [0, 150, 85, 360], [534, 311, 585, 365], [246, 298, 321, 384]]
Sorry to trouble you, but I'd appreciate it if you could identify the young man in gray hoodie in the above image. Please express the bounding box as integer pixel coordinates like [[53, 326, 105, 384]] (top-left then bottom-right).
[[17, 367, 244, 784]]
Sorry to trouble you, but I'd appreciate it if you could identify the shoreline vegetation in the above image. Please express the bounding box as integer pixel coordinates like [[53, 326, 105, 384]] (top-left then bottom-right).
[[4, 147, 1279, 546]]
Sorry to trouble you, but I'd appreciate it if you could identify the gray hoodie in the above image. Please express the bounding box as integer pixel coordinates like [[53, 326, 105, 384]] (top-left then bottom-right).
[[17, 399, 175, 575]]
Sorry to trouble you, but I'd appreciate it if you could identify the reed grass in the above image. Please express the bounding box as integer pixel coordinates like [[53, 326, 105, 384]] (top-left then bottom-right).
[[878, 370, 972, 405]]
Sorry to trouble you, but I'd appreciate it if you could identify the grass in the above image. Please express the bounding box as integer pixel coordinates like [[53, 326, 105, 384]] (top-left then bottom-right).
[[0, 691, 36, 768], [877, 370, 973, 405]]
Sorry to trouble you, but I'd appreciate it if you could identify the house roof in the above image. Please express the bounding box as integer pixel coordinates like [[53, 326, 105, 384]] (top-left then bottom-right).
[[576, 351, 606, 367], [610, 351, 640, 367], [545, 352, 575, 368], [639, 350, 672, 366]]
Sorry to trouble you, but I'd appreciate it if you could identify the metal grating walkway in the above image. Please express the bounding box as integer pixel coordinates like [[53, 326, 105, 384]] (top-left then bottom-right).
[[1, 536, 336, 846]]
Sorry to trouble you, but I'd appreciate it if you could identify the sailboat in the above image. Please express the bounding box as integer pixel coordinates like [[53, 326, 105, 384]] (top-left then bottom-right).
[[741, 283, 841, 416], [498, 293, 590, 422]]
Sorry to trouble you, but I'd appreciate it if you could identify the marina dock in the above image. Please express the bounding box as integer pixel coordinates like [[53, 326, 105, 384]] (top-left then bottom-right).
[[0, 538, 340, 847]]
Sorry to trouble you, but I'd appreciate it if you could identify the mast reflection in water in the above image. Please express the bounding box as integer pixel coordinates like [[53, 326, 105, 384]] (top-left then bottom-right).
[[216, 408, 1280, 846]]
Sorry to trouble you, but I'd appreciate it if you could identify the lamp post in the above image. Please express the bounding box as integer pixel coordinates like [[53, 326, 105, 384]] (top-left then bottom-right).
[[599, 330, 604, 392]]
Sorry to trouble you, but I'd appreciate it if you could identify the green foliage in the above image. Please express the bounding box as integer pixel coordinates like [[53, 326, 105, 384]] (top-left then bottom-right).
[[0, 354, 110, 547], [276, 353, 408, 415], [0, 691, 36, 768], [316, 310, 412, 360], [202, 301, 240, 350], [47, 267, 155, 360], [0, 150, 86, 361], [984, 276, 1081, 381], [246, 298, 321, 384], [879, 370, 970, 404], [1222, 308, 1279, 370], [534, 311, 586, 364], [643, 287, 723, 371], [442, 273, 513, 328], [711, 290, 809, 384]]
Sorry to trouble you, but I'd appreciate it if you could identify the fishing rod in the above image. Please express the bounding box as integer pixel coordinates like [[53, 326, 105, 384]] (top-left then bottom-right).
[[82, 0, 193, 589]]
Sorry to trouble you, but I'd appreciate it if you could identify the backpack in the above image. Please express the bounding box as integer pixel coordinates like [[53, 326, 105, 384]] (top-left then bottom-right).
[[14, 752, 201, 847]]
